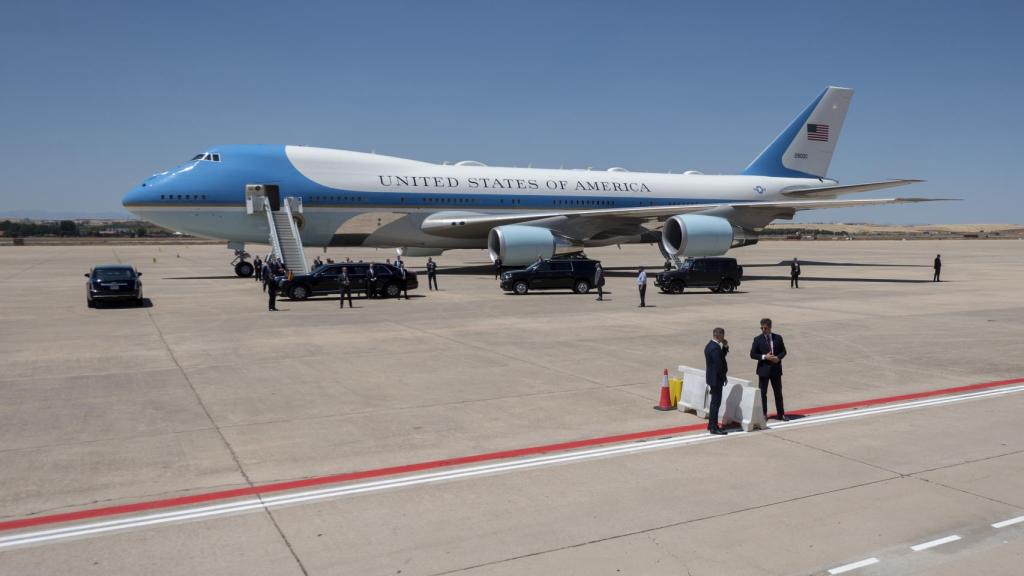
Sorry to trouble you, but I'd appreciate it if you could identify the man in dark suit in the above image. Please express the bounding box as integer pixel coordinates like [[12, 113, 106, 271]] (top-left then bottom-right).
[[790, 258, 801, 288], [750, 318, 788, 420], [366, 263, 377, 298], [338, 266, 353, 308], [933, 254, 941, 282], [704, 327, 729, 435], [494, 257, 503, 280]]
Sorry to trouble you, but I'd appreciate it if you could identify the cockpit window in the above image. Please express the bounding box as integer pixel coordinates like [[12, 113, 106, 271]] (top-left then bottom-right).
[[190, 153, 222, 162]]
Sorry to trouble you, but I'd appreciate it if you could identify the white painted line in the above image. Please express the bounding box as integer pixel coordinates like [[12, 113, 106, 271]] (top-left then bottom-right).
[[992, 516, 1024, 529], [910, 534, 961, 551], [2, 383, 1024, 550], [828, 557, 879, 574]]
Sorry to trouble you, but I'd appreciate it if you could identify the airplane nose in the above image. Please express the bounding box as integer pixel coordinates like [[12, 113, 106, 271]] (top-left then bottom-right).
[[121, 184, 150, 208]]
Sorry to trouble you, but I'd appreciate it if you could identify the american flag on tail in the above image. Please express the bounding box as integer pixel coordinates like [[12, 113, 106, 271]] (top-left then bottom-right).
[[807, 123, 829, 142]]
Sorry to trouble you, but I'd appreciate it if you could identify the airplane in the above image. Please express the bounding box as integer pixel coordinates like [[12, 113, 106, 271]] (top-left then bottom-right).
[[122, 86, 937, 277]]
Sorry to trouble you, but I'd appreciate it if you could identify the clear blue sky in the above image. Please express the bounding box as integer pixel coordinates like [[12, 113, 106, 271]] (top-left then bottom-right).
[[1, 0, 1020, 223]]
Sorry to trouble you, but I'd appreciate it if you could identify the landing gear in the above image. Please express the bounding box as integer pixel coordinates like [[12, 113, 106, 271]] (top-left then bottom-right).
[[229, 242, 255, 277]]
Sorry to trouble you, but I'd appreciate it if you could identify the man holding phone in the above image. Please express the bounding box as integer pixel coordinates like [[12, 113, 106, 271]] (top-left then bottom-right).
[[750, 318, 789, 421]]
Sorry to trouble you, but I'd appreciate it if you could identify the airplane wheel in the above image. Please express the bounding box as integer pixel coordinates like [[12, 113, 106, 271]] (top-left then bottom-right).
[[235, 261, 255, 277]]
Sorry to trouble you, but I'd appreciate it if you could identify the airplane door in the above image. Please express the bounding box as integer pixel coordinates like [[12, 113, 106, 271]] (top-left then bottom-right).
[[265, 185, 281, 211]]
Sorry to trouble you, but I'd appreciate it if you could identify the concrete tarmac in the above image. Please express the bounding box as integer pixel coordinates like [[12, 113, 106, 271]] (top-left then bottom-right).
[[0, 239, 1022, 574]]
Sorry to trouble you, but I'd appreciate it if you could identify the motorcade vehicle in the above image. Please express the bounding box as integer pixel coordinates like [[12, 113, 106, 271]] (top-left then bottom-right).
[[655, 257, 743, 294], [499, 257, 602, 295], [85, 265, 144, 307], [280, 262, 417, 300]]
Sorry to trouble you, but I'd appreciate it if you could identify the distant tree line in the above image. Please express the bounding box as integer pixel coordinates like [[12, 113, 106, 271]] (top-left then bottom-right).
[[0, 219, 178, 237]]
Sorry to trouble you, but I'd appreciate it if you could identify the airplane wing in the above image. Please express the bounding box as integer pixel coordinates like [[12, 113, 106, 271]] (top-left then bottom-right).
[[421, 193, 951, 239], [779, 178, 925, 199]]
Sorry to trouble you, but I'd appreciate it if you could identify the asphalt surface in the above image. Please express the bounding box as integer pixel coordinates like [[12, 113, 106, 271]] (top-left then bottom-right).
[[1, 239, 1022, 575]]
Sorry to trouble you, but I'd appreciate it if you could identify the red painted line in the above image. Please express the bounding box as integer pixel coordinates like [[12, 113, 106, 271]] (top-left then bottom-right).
[[1, 376, 1022, 533]]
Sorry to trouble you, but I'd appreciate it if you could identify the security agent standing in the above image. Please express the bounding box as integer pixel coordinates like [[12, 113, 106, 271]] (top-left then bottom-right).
[[750, 318, 788, 420], [261, 261, 272, 293], [637, 266, 647, 307], [426, 257, 438, 290], [594, 262, 605, 301], [366, 263, 377, 298], [704, 327, 729, 435], [268, 274, 279, 311], [494, 257, 503, 280], [933, 254, 941, 282], [790, 257, 801, 288], [398, 263, 410, 299], [338, 266, 353, 308], [254, 256, 262, 282]]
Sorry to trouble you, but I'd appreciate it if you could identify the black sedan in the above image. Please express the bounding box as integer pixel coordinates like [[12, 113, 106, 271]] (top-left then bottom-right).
[[85, 265, 144, 307], [280, 262, 417, 300]]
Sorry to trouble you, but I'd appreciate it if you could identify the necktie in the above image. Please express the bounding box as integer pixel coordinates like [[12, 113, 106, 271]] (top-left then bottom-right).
[[767, 333, 773, 355]]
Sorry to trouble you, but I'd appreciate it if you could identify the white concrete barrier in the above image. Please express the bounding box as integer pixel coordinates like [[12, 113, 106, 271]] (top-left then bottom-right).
[[678, 365, 767, 432]]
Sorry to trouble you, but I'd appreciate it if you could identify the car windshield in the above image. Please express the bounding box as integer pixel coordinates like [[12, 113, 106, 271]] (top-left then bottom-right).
[[94, 268, 134, 280], [681, 260, 693, 270], [525, 261, 545, 271]]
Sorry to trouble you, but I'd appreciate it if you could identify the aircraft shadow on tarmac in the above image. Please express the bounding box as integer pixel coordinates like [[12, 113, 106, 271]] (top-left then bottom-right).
[[743, 260, 931, 268], [745, 275, 932, 284]]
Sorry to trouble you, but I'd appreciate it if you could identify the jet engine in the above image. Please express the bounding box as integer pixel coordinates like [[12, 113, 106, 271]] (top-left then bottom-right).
[[661, 214, 758, 258], [487, 225, 582, 265]]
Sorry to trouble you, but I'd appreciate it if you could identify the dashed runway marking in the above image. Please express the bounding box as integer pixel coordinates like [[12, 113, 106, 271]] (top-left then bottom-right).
[[910, 534, 961, 551]]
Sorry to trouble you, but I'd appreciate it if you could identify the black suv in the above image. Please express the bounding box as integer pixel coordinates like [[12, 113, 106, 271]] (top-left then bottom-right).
[[85, 265, 144, 307], [500, 258, 602, 295], [280, 262, 418, 300], [655, 257, 743, 294]]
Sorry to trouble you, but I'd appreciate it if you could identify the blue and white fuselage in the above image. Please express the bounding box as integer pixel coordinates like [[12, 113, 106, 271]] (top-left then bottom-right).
[[122, 87, 930, 267]]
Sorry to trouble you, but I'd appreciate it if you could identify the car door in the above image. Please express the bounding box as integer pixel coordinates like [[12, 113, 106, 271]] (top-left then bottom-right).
[[548, 261, 573, 289], [689, 259, 710, 286], [314, 265, 342, 294], [530, 261, 554, 288]]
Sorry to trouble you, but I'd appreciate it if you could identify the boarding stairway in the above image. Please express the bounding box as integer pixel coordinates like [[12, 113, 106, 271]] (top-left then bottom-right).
[[267, 204, 309, 274], [246, 184, 309, 274]]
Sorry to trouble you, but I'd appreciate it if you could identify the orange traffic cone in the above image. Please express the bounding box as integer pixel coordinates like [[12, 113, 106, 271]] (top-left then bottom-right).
[[654, 368, 674, 411]]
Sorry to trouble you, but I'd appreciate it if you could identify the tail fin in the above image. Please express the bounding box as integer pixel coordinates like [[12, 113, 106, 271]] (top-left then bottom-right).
[[742, 86, 853, 179]]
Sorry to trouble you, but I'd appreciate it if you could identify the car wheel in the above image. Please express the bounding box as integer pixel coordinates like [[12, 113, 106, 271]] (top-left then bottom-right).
[[384, 283, 401, 298], [288, 284, 310, 300], [670, 280, 685, 294], [573, 280, 590, 294], [718, 280, 736, 293], [513, 280, 529, 295], [234, 261, 255, 278]]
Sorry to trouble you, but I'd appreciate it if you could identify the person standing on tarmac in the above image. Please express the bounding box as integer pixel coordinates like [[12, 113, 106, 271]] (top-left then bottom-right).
[[366, 263, 377, 298], [750, 318, 789, 421], [268, 275, 279, 311], [637, 266, 648, 308], [253, 256, 262, 282], [790, 257, 801, 288], [933, 254, 942, 282], [594, 262, 605, 301], [338, 266, 353, 308], [261, 261, 272, 293], [426, 257, 438, 290], [494, 257, 503, 280], [398, 262, 410, 299], [704, 327, 729, 435]]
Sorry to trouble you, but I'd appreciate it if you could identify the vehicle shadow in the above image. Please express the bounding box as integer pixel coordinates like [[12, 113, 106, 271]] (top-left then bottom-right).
[[163, 275, 245, 280], [92, 298, 154, 309]]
